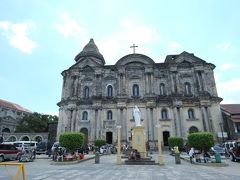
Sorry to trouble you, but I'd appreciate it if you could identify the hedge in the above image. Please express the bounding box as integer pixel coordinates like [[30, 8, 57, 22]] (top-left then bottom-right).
[[188, 132, 214, 151], [94, 139, 106, 148], [168, 136, 183, 148], [59, 132, 84, 152]]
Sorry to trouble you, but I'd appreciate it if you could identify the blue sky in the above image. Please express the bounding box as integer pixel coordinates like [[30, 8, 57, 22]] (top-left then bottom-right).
[[0, 0, 240, 115]]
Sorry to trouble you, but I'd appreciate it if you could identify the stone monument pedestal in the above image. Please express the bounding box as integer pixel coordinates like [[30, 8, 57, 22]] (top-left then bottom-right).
[[132, 126, 147, 158]]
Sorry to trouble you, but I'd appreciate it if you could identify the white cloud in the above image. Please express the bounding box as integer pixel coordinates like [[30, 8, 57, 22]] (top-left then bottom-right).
[[44, 112, 59, 116], [214, 73, 222, 82], [54, 13, 88, 43], [217, 78, 240, 103], [217, 42, 231, 50], [0, 21, 37, 54], [220, 63, 235, 71], [168, 42, 182, 48], [98, 19, 159, 64]]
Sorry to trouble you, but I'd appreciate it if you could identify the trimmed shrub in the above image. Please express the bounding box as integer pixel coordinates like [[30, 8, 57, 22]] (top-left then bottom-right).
[[188, 132, 214, 151], [94, 139, 106, 148], [168, 136, 184, 148], [59, 132, 84, 152]]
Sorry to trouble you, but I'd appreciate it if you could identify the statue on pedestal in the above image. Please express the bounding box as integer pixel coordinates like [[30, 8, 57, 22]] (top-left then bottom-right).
[[133, 105, 141, 126]]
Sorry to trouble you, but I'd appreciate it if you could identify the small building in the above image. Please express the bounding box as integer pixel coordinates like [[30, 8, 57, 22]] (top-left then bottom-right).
[[221, 104, 240, 140], [0, 99, 32, 133]]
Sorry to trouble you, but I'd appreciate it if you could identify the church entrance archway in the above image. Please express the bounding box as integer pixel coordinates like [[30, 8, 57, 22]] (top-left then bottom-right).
[[163, 131, 170, 146], [80, 128, 88, 144], [189, 126, 199, 133], [106, 132, 112, 144]]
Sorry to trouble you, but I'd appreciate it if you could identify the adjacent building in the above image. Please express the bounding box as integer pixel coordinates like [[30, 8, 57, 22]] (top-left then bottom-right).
[[221, 104, 240, 140], [0, 99, 32, 133], [57, 39, 223, 145]]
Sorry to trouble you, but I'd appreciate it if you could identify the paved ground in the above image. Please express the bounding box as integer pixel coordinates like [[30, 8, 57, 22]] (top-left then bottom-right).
[[0, 152, 239, 180]]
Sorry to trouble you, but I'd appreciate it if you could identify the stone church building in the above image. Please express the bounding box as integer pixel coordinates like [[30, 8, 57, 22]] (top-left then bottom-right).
[[57, 39, 223, 146]]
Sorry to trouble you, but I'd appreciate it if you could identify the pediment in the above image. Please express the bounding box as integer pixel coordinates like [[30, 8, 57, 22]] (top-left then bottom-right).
[[116, 53, 155, 66], [71, 57, 102, 70]]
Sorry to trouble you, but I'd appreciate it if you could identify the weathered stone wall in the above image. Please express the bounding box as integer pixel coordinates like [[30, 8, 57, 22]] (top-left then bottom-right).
[[57, 41, 223, 144]]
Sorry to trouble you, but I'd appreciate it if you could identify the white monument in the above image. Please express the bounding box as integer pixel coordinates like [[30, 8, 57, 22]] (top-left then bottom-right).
[[133, 105, 141, 126]]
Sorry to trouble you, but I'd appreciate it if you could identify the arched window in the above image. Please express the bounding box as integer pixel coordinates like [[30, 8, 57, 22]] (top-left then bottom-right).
[[189, 126, 199, 133], [2, 128, 10, 133], [107, 85, 113, 97], [161, 109, 168, 120], [184, 82, 191, 95], [107, 110, 112, 120], [132, 84, 139, 96], [84, 86, 89, 98], [188, 109, 194, 119], [160, 83, 165, 95], [82, 111, 88, 120]]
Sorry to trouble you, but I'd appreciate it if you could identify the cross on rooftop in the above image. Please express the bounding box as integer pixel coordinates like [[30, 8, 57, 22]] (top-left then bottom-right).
[[130, 44, 138, 54]]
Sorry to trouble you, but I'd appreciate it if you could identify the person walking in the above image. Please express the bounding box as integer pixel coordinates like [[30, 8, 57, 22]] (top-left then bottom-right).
[[189, 147, 195, 163]]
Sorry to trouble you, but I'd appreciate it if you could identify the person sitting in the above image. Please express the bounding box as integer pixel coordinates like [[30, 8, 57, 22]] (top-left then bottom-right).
[[129, 149, 136, 160], [135, 150, 141, 160], [203, 150, 211, 163]]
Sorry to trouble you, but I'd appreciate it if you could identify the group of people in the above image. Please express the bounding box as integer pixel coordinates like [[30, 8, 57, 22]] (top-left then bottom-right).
[[188, 147, 211, 163]]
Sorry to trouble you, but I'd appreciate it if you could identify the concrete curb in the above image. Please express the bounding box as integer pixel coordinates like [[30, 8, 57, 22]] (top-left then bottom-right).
[[180, 155, 229, 167], [50, 156, 95, 165]]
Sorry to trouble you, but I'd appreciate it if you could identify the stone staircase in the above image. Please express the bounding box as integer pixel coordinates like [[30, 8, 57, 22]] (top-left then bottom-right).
[[125, 157, 156, 165]]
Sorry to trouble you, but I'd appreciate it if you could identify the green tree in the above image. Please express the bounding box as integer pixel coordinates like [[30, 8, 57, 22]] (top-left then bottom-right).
[[168, 137, 184, 148], [59, 132, 84, 152], [188, 132, 214, 151], [15, 112, 58, 133]]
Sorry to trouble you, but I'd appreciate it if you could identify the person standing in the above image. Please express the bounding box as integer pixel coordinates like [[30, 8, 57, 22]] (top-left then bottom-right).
[[189, 147, 195, 163]]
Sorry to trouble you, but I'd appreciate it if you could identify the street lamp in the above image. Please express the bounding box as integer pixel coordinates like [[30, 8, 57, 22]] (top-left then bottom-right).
[[219, 122, 224, 144]]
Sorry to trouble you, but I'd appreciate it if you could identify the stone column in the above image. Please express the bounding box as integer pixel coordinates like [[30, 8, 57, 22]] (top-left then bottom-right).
[[173, 107, 181, 136], [196, 71, 202, 92], [71, 109, 77, 132], [201, 107, 210, 131], [151, 73, 154, 94], [144, 73, 148, 94], [118, 74, 121, 95], [179, 107, 184, 137], [95, 109, 98, 139], [122, 108, 127, 142], [201, 71, 206, 91], [206, 107, 213, 132], [149, 73, 153, 94], [146, 107, 152, 142], [123, 74, 126, 94], [146, 73, 149, 94]]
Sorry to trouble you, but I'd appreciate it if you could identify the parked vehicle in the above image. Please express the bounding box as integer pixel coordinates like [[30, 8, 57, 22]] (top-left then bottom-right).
[[3, 141, 38, 150], [0, 144, 22, 162], [229, 141, 240, 162], [210, 145, 226, 155], [36, 141, 48, 155]]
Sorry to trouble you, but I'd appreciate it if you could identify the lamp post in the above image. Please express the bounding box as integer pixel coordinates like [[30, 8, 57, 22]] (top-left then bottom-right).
[[155, 124, 164, 165], [116, 125, 122, 165], [219, 122, 224, 144]]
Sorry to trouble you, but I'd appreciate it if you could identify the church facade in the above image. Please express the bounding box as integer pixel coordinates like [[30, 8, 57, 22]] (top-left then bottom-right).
[[57, 39, 223, 146]]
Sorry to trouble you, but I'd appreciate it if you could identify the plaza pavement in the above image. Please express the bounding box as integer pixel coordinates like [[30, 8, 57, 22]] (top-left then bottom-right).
[[0, 152, 239, 180]]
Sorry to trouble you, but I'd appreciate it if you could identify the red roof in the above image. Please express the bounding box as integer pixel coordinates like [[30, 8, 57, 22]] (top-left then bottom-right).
[[230, 118, 240, 123], [0, 99, 32, 113], [220, 104, 240, 115]]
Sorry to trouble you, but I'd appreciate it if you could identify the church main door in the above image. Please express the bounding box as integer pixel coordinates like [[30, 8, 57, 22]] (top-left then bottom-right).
[[106, 132, 112, 144], [80, 128, 88, 144], [163, 131, 170, 146]]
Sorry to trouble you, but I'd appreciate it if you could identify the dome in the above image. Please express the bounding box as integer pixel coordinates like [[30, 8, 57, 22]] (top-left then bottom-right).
[[74, 38, 105, 65]]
